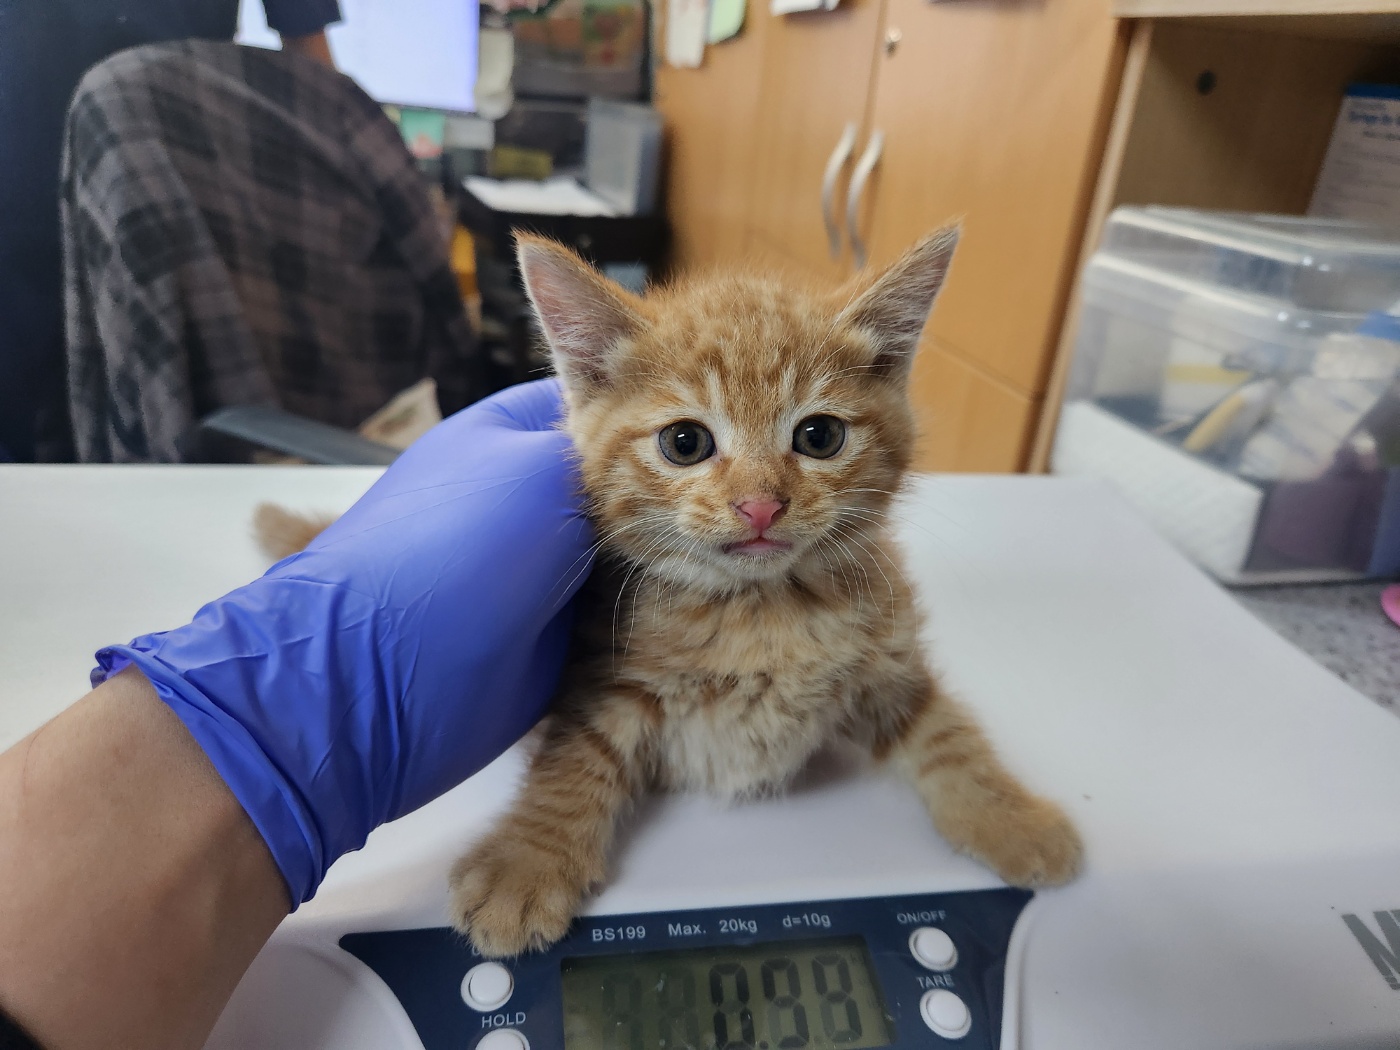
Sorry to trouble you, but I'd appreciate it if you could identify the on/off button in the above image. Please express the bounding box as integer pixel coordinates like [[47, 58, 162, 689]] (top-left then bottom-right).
[[461, 961, 514, 1012], [909, 926, 958, 971]]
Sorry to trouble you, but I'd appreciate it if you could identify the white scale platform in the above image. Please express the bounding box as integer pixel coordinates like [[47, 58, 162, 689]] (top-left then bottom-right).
[[3, 466, 1399, 1049]]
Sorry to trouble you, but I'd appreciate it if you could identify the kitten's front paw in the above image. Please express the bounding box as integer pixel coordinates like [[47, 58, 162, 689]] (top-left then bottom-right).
[[945, 792, 1083, 888], [449, 835, 585, 957]]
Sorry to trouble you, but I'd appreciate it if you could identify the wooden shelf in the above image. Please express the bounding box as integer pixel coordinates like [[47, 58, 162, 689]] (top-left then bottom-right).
[[1029, 15, 1400, 468], [1115, 0, 1400, 42], [1116, 0, 1400, 17]]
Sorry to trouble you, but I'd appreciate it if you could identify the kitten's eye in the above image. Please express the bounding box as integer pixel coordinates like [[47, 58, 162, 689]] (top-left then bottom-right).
[[658, 421, 715, 466], [793, 415, 846, 459]]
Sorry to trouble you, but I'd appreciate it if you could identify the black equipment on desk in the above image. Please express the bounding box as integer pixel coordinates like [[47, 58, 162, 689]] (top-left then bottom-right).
[[458, 183, 667, 390]]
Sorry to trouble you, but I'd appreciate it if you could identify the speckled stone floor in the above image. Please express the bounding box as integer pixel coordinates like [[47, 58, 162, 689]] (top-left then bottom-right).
[[1230, 582, 1400, 711]]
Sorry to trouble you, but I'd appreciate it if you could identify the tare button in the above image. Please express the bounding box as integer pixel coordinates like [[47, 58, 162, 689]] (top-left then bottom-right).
[[461, 962, 514, 1012], [920, 989, 971, 1040], [909, 926, 958, 972]]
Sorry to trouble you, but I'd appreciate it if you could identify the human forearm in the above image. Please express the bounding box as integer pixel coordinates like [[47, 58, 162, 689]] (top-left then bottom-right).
[[0, 668, 288, 1050], [0, 381, 592, 1046], [283, 30, 335, 67]]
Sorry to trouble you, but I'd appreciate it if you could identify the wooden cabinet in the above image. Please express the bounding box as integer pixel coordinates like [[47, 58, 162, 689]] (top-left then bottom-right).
[[654, 9, 770, 269], [859, 0, 1126, 468], [656, 0, 1400, 473], [656, 0, 1126, 471], [744, 0, 885, 281]]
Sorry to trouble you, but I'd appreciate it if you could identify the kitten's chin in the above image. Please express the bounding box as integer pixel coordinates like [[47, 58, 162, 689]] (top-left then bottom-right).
[[723, 537, 794, 556], [640, 542, 802, 591]]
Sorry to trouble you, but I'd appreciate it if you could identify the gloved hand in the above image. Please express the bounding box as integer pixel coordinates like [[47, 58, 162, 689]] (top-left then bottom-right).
[[93, 379, 595, 907]]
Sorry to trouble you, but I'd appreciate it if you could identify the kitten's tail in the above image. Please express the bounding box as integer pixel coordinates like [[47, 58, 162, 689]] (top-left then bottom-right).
[[253, 503, 337, 561]]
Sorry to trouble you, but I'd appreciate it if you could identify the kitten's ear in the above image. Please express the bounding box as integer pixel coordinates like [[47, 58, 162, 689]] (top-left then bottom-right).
[[515, 233, 645, 394], [836, 225, 959, 379]]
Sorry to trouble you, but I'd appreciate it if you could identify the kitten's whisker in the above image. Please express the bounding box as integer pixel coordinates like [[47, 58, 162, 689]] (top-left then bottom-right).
[[836, 505, 929, 546], [824, 519, 901, 623], [810, 541, 858, 611], [842, 531, 899, 621], [819, 365, 883, 381], [548, 534, 611, 608], [609, 543, 660, 672], [614, 528, 683, 663], [627, 526, 687, 654], [556, 512, 676, 616], [650, 561, 667, 633], [844, 505, 957, 552], [811, 532, 865, 611]]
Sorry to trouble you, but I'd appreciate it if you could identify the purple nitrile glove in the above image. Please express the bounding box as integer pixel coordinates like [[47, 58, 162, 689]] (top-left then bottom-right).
[[94, 379, 596, 906]]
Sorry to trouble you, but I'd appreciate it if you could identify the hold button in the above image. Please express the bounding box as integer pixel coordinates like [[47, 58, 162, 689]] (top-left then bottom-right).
[[477, 1029, 529, 1050]]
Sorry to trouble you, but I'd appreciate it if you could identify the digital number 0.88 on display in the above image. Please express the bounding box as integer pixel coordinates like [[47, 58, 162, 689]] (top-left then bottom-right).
[[560, 936, 894, 1050]]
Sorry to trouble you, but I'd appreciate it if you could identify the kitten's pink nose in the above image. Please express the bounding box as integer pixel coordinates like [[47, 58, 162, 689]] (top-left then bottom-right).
[[734, 498, 787, 534]]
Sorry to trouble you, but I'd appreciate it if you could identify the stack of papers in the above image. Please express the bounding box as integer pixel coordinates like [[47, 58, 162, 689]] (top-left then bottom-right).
[[463, 176, 618, 217]]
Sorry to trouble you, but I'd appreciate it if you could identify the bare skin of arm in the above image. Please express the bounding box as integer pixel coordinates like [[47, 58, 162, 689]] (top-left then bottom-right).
[[283, 29, 335, 67], [0, 668, 289, 1050]]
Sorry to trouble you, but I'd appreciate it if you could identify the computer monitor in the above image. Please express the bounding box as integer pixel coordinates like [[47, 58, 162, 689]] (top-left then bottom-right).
[[236, 0, 478, 113]]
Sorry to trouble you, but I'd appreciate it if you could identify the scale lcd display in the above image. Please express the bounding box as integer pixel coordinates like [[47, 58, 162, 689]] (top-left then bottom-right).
[[561, 936, 894, 1050]]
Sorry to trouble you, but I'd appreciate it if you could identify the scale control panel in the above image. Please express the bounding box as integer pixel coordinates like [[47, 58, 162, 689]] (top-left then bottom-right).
[[341, 888, 1031, 1050]]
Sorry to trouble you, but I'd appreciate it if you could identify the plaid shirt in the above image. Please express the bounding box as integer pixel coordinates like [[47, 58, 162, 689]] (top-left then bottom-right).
[[61, 40, 484, 462]]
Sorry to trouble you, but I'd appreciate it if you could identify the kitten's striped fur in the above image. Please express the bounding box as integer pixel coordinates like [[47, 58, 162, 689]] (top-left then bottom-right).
[[447, 229, 1081, 957]]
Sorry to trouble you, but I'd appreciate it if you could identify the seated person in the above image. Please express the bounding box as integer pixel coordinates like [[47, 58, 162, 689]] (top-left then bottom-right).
[[0, 1, 338, 462]]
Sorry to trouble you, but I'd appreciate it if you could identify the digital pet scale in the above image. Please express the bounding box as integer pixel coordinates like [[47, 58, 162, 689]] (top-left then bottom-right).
[[4, 467, 1400, 1050], [341, 888, 1030, 1050]]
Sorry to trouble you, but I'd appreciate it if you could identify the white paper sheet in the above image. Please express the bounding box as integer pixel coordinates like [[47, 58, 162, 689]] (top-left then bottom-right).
[[1310, 86, 1400, 226], [770, 0, 838, 14], [666, 0, 708, 68], [463, 176, 618, 217]]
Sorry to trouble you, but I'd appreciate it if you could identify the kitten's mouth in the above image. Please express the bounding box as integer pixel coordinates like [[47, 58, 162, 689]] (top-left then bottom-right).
[[724, 537, 794, 556]]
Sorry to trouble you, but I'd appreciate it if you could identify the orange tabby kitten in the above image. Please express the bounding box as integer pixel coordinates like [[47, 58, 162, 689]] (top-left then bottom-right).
[[444, 229, 1082, 958]]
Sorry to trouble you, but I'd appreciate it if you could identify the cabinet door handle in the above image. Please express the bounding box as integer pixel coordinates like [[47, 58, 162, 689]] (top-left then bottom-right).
[[845, 129, 884, 269], [821, 122, 859, 260]]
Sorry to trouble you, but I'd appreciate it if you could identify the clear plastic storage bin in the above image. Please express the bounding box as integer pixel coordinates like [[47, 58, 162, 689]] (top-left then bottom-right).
[[1054, 207, 1400, 583], [1099, 208, 1400, 312]]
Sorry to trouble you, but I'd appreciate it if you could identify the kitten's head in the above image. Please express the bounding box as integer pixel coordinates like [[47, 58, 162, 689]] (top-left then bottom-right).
[[518, 228, 958, 589]]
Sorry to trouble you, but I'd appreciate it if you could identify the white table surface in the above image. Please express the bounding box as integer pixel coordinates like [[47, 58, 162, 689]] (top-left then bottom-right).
[[3, 465, 1399, 1050]]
